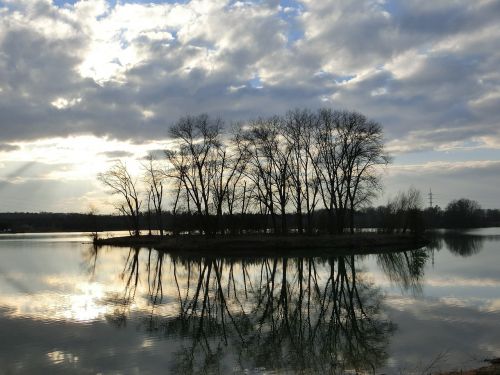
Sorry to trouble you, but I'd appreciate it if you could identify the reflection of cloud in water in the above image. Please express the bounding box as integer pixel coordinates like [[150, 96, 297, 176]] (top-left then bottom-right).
[[0, 283, 108, 323], [0, 311, 179, 374], [383, 295, 500, 374], [1, 235, 500, 374], [385, 295, 500, 324], [46, 350, 79, 365], [480, 299, 500, 314], [359, 272, 500, 290], [425, 276, 500, 288]]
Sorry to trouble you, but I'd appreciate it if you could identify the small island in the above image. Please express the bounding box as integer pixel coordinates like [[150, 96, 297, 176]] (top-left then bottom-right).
[[94, 232, 429, 256], [94, 110, 431, 256]]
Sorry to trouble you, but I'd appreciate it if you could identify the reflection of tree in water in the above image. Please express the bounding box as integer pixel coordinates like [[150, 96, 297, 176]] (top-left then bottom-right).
[[443, 234, 484, 257], [376, 249, 429, 294], [82, 244, 100, 277], [244, 256, 393, 374], [424, 231, 485, 257], [88, 247, 143, 328], [109, 250, 397, 374]]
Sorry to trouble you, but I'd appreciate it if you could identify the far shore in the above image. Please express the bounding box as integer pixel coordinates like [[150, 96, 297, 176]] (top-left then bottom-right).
[[435, 359, 500, 375], [93, 232, 429, 256]]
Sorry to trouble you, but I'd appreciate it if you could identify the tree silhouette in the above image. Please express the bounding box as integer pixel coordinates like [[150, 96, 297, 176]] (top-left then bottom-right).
[[95, 108, 391, 237], [98, 161, 142, 236]]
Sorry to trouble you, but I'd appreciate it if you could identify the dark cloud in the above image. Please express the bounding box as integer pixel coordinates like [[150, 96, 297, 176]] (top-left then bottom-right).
[[0, 144, 19, 152], [98, 150, 134, 159], [143, 149, 168, 160], [0, 0, 498, 149]]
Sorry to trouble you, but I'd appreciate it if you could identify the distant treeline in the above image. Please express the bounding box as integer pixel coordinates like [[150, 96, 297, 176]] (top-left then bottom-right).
[[357, 198, 500, 230], [0, 211, 348, 234], [1, 198, 497, 234], [0, 212, 125, 233]]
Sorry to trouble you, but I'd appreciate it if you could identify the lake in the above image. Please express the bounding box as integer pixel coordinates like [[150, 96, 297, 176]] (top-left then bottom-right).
[[0, 229, 499, 374]]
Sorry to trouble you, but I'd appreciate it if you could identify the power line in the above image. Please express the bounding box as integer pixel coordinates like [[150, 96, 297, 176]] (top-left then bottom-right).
[[427, 188, 441, 208]]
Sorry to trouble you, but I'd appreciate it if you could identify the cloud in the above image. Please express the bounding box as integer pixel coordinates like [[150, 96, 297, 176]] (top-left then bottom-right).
[[143, 149, 168, 160], [0, 0, 496, 144], [1, 0, 500, 210], [0, 161, 72, 181], [381, 160, 500, 208], [0, 144, 19, 153], [0, 178, 95, 212], [98, 150, 135, 159]]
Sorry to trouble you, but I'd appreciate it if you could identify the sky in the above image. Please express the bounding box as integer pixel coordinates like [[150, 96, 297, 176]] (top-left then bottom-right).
[[0, 0, 499, 212]]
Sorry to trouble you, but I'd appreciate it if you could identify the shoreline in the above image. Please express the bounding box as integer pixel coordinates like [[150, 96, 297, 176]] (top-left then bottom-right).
[[436, 359, 500, 375], [93, 233, 429, 256]]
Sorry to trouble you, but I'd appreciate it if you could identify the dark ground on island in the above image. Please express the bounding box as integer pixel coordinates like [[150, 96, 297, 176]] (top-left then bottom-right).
[[93, 232, 429, 257]]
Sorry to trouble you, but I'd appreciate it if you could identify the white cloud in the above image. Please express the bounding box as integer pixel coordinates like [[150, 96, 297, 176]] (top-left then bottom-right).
[[51, 97, 82, 109]]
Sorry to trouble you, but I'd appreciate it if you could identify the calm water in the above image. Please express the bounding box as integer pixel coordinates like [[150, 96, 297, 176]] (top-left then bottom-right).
[[0, 230, 499, 374]]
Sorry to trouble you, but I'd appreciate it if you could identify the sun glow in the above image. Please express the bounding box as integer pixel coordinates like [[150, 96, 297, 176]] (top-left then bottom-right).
[[62, 282, 107, 322], [1, 136, 170, 179], [0, 282, 109, 323], [47, 350, 80, 365]]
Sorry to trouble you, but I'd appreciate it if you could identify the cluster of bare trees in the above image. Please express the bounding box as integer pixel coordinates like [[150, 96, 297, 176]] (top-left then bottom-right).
[[381, 187, 425, 234], [98, 108, 390, 236]]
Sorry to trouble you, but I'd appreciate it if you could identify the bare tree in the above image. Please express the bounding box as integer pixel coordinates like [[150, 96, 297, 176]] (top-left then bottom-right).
[[314, 109, 390, 234], [313, 109, 343, 233], [241, 117, 289, 233], [337, 111, 390, 233], [282, 109, 321, 234], [267, 117, 292, 234], [385, 187, 423, 233], [98, 161, 142, 236], [210, 130, 248, 233], [166, 114, 223, 235], [143, 155, 165, 237]]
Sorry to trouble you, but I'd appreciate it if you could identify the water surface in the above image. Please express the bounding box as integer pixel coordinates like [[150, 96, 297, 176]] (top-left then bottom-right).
[[0, 229, 499, 374]]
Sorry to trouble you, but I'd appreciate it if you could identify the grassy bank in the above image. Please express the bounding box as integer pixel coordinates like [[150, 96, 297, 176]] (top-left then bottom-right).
[[93, 233, 428, 256]]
